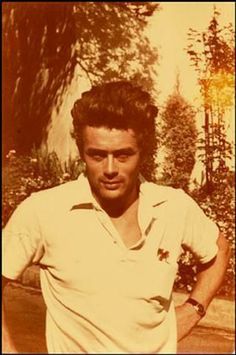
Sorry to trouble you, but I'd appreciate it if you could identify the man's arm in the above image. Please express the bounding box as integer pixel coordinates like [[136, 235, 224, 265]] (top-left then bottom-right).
[[175, 232, 231, 342], [2, 276, 19, 353]]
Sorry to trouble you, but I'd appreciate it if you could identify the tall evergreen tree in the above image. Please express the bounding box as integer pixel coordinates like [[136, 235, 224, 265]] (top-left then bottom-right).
[[160, 80, 197, 191]]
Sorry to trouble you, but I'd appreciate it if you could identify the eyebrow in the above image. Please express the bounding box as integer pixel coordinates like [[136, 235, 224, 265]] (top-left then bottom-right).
[[85, 148, 137, 155]]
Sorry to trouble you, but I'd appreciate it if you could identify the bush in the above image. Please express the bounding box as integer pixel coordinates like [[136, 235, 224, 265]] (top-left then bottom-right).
[[2, 149, 84, 227]]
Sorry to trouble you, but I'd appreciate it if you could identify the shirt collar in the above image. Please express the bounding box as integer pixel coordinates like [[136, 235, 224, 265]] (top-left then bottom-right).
[[138, 178, 167, 232], [139, 177, 167, 208], [70, 173, 100, 211]]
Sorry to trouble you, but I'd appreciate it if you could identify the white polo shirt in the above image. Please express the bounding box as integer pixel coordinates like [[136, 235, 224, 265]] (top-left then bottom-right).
[[2, 174, 219, 354]]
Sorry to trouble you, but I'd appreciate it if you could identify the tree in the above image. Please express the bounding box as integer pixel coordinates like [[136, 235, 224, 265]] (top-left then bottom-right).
[[185, 8, 235, 297], [2, 3, 77, 158], [160, 79, 198, 191], [2, 2, 160, 179], [186, 7, 234, 192]]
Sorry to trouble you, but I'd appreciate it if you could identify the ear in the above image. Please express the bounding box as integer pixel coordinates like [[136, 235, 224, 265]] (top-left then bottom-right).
[[79, 152, 85, 162], [77, 140, 85, 161]]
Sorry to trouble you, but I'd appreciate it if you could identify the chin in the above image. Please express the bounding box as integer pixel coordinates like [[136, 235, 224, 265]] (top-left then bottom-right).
[[100, 190, 122, 201]]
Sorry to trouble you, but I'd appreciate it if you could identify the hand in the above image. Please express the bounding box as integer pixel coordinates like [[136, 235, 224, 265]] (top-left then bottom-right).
[[2, 343, 18, 354], [175, 303, 202, 342], [2, 330, 18, 354]]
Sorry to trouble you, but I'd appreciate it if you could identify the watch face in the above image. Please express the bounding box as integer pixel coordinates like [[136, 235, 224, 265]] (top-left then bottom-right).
[[198, 304, 204, 313], [197, 304, 205, 316], [186, 298, 206, 316]]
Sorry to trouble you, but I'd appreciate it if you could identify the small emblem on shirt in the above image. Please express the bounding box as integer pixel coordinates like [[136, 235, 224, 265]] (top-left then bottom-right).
[[157, 248, 170, 263]]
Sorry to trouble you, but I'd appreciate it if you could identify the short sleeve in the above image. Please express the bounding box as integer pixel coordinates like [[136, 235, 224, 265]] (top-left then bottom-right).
[[181, 193, 219, 264], [2, 194, 43, 280]]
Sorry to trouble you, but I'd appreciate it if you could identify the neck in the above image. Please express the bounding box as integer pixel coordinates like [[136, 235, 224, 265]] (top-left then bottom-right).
[[103, 195, 139, 218], [95, 184, 140, 218]]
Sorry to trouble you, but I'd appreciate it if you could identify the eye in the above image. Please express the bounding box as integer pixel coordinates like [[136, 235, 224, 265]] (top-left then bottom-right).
[[91, 154, 105, 162], [86, 150, 106, 161], [116, 154, 129, 162]]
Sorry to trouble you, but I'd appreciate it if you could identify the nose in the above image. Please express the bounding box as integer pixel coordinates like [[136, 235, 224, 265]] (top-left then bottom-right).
[[104, 154, 118, 178]]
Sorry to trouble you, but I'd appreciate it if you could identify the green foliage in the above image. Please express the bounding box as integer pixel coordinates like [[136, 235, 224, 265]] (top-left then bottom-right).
[[187, 8, 234, 76], [182, 10, 235, 297], [2, 3, 78, 157], [73, 2, 159, 89], [160, 90, 197, 191], [186, 7, 235, 190], [193, 168, 235, 298], [2, 149, 84, 227], [2, 2, 159, 161]]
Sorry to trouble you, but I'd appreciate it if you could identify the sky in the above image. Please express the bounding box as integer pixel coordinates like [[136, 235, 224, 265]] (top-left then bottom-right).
[[147, 2, 235, 105]]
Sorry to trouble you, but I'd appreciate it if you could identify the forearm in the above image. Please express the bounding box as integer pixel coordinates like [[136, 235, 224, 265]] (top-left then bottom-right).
[[2, 301, 18, 353], [2, 278, 18, 353], [176, 233, 231, 342], [189, 233, 231, 309]]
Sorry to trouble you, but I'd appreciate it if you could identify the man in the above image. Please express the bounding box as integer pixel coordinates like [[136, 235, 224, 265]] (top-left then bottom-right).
[[2, 81, 230, 353]]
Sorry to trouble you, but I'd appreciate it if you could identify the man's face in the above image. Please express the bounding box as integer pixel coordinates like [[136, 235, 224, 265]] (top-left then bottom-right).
[[82, 126, 141, 208]]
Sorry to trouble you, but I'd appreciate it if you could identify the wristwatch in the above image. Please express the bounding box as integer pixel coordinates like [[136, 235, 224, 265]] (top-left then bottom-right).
[[185, 298, 206, 317]]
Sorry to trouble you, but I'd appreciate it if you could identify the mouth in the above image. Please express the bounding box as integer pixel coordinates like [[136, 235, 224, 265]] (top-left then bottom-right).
[[101, 180, 122, 190]]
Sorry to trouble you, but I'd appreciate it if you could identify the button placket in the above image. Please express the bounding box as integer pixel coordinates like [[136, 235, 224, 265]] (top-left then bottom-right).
[[94, 208, 125, 249], [138, 195, 157, 240]]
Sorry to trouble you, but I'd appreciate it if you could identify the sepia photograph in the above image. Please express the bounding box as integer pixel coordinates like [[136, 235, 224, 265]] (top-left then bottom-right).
[[2, 2, 235, 354]]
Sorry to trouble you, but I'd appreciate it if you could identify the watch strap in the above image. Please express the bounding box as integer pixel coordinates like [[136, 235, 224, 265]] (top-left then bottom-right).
[[185, 298, 206, 317]]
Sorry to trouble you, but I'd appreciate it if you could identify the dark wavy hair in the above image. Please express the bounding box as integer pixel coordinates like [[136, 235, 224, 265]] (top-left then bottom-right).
[[71, 81, 158, 174]]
